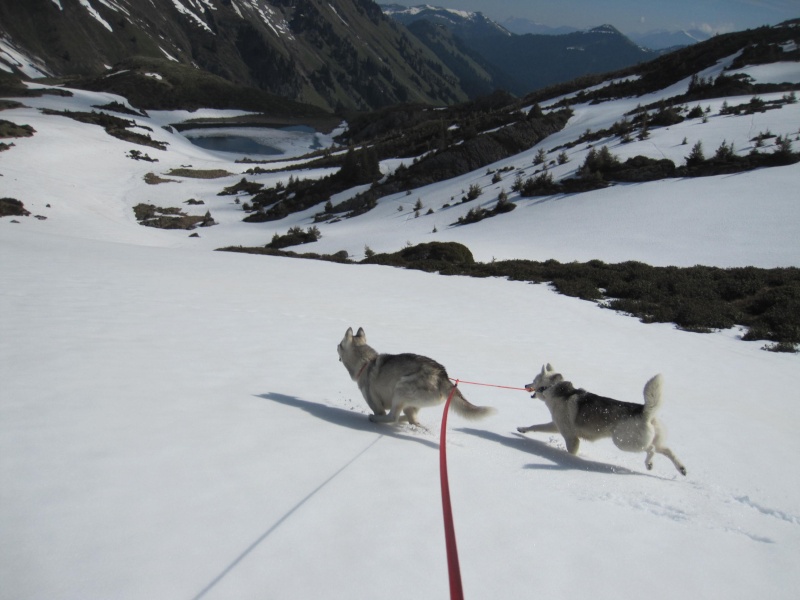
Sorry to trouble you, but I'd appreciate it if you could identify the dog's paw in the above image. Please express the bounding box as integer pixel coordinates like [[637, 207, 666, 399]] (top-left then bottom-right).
[[368, 414, 378, 423], [679, 466, 687, 476], [516, 427, 528, 434], [646, 461, 653, 470]]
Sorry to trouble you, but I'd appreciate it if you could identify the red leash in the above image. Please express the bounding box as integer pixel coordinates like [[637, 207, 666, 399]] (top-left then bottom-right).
[[440, 380, 464, 600], [449, 378, 528, 392], [439, 378, 527, 599]]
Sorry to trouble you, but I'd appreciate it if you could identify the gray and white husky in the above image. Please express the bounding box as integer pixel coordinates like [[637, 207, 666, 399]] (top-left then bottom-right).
[[337, 327, 494, 425], [518, 364, 686, 475]]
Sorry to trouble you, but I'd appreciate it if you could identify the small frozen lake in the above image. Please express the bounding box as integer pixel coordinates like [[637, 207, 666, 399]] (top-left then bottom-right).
[[182, 125, 334, 158]]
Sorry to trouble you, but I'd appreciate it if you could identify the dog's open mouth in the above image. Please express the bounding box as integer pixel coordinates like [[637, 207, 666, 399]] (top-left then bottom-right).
[[526, 383, 550, 396]]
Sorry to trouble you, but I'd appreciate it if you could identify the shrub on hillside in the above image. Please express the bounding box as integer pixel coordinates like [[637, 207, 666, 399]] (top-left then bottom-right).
[[649, 105, 685, 127], [219, 177, 264, 196], [267, 226, 322, 249], [610, 156, 677, 182], [133, 204, 215, 229], [0, 119, 35, 138], [363, 242, 475, 272], [40, 108, 167, 150], [0, 197, 30, 217], [455, 189, 516, 225]]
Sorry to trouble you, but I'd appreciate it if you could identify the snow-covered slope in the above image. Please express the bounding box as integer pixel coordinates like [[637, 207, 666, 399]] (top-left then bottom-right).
[[1, 57, 799, 599], [4, 59, 800, 267]]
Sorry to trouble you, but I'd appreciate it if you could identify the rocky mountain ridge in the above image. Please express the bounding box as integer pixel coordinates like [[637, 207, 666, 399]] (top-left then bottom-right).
[[0, 0, 469, 112]]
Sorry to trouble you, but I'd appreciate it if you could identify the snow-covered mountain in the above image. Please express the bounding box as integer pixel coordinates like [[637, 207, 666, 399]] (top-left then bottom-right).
[[500, 16, 579, 36], [380, 5, 655, 95], [2, 21, 800, 600], [630, 28, 714, 51], [499, 23, 713, 51], [380, 3, 513, 37], [0, 0, 471, 111]]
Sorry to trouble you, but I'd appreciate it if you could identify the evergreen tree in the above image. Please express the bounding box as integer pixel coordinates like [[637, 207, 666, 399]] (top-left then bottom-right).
[[338, 146, 380, 186], [580, 145, 619, 178], [528, 103, 544, 119], [774, 135, 793, 157], [714, 140, 735, 161], [686, 141, 705, 166]]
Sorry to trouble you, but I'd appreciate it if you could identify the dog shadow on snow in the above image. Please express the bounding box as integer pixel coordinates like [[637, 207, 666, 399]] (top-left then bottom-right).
[[258, 393, 440, 450], [458, 428, 660, 478]]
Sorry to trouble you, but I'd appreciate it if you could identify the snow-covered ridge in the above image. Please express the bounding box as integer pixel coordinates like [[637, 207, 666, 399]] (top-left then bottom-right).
[[587, 24, 620, 34], [65, 0, 287, 39], [382, 4, 438, 17], [93, 0, 131, 16], [170, 0, 214, 34], [229, 0, 293, 39], [380, 3, 511, 34], [78, 0, 113, 32], [384, 4, 482, 20], [329, 3, 349, 28], [0, 37, 52, 78]]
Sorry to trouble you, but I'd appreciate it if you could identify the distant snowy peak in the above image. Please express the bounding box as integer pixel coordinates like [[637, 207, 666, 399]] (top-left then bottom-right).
[[382, 4, 457, 18], [682, 29, 712, 43], [503, 17, 713, 50], [589, 24, 622, 35], [630, 28, 713, 50], [379, 3, 512, 37], [500, 17, 578, 36]]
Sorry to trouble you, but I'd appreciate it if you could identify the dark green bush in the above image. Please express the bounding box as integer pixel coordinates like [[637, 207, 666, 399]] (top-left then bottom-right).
[[219, 178, 264, 196], [363, 242, 475, 272], [398, 242, 474, 265], [454, 194, 517, 225], [40, 108, 166, 150], [0, 197, 30, 217], [0, 119, 35, 138], [610, 156, 676, 182], [267, 226, 321, 249], [133, 203, 213, 229]]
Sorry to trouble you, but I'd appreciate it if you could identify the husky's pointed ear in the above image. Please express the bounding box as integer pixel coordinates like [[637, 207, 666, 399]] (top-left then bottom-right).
[[355, 327, 366, 341], [545, 363, 554, 373], [345, 327, 354, 340]]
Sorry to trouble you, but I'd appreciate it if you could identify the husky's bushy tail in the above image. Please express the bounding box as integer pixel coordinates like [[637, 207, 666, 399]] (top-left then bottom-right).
[[642, 374, 664, 420], [449, 387, 496, 420]]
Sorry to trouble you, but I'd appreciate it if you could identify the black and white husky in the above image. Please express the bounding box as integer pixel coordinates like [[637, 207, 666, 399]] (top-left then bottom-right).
[[337, 327, 494, 425], [518, 364, 686, 475]]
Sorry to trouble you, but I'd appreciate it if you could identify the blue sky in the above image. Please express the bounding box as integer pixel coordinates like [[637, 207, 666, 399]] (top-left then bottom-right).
[[388, 1, 799, 34]]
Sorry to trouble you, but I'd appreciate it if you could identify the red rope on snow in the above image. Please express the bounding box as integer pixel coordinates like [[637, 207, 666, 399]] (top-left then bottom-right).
[[440, 380, 464, 600], [449, 377, 528, 392], [439, 377, 527, 599]]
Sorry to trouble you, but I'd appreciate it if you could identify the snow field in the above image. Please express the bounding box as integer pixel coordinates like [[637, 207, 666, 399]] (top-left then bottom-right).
[[1, 55, 799, 599]]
